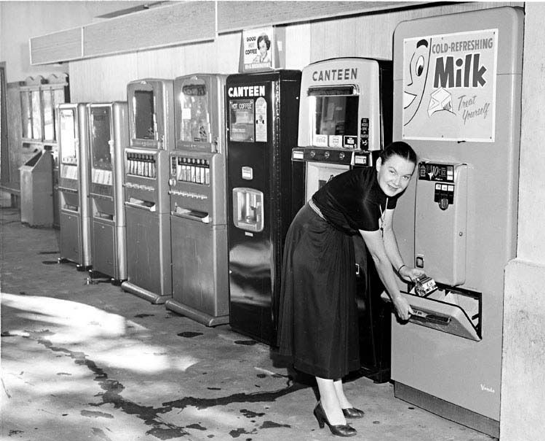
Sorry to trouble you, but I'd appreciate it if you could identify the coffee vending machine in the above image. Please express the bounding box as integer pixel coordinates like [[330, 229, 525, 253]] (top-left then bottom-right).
[[121, 79, 174, 304], [291, 58, 393, 382], [57, 103, 92, 270], [165, 74, 230, 326], [226, 70, 302, 345], [391, 8, 523, 437], [87, 102, 128, 283]]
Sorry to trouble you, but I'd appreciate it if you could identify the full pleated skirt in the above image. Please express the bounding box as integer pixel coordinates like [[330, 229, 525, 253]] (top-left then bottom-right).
[[276, 203, 360, 379]]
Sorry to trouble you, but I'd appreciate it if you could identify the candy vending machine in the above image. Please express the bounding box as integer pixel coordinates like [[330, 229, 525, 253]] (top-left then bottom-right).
[[121, 79, 174, 304], [57, 103, 92, 270], [87, 102, 128, 283], [165, 74, 230, 326]]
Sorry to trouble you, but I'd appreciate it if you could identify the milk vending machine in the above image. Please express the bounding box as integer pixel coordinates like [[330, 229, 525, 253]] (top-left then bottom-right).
[[291, 58, 393, 381], [87, 102, 128, 283], [57, 103, 92, 270], [165, 74, 230, 326], [226, 70, 302, 345], [121, 79, 174, 304], [391, 8, 523, 436]]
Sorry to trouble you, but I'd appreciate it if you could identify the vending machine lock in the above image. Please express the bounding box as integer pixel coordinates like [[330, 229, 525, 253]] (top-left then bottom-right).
[[434, 183, 454, 211]]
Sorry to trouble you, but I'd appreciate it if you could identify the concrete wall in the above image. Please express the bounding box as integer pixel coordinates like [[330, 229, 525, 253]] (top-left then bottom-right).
[[501, 2, 545, 440]]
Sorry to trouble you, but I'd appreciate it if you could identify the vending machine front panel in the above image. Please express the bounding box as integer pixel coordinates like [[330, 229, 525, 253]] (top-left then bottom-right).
[[121, 79, 174, 304], [88, 102, 128, 282], [293, 58, 394, 382], [58, 103, 91, 268], [166, 74, 230, 326], [227, 70, 301, 344], [391, 7, 523, 436]]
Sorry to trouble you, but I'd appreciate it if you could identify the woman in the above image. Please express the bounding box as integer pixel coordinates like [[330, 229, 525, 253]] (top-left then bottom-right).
[[253, 33, 271, 63], [276, 141, 424, 437]]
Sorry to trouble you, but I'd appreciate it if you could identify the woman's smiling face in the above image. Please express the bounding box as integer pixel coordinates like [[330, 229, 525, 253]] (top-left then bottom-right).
[[376, 154, 416, 197]]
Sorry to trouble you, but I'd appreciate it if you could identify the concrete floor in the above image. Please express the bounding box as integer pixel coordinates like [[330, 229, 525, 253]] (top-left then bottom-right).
[[1, 205, 495, 441]]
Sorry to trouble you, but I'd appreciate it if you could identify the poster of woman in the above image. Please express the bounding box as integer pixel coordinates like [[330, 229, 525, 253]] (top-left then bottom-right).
[[242, 27, 274, 71]]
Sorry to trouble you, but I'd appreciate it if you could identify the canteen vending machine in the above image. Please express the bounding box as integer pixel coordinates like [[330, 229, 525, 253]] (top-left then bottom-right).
[[391, 8, 523, 437], [120, 79, 174, 304], [166, 74, 229, 326], [291, 57, 394, 382], [57, 103, 92, 270], [226, 70, 302, 345], [87, 102, 128, 283]]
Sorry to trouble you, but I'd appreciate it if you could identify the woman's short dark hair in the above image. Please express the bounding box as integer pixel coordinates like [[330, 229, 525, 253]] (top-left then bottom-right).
[[258, 34, 271, 50], [380, 141, 417, 165]]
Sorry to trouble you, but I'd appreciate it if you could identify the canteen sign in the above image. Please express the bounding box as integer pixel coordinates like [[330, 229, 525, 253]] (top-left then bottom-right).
[[402, 29, 498, 142]]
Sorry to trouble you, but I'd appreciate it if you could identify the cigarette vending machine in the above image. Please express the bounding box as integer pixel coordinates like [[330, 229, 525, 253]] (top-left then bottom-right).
[[226, 70, 302, 345], [291, 58, 393, 382], [120, 79, 174, 304], [87, 102, 128, 283], [57, 103, 92, 270], [165, 74, 230, 326], [391, 8, 523, 437]]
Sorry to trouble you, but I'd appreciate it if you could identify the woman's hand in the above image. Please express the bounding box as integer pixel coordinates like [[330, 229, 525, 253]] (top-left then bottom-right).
[[392, 294, 413, 322], [398, 265, 425, 282]]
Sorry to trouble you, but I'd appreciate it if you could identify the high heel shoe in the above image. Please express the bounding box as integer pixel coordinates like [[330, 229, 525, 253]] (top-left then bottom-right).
[[342, 407, 365, 419], [313, 402, 357, 437]]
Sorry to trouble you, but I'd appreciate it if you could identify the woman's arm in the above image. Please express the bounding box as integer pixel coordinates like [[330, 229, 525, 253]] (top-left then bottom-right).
[[382, 208, 425, 282], [359, 228, 412, 321]]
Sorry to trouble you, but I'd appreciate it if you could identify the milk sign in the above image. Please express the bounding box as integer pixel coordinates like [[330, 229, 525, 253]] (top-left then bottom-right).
[[403, 29, 498, 142]]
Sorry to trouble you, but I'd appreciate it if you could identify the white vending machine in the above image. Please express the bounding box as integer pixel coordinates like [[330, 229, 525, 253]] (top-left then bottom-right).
[[391, 7, 523, 437]]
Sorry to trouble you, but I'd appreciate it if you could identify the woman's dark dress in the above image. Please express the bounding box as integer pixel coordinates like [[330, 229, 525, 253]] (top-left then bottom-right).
[[276, 167, 397, 379]]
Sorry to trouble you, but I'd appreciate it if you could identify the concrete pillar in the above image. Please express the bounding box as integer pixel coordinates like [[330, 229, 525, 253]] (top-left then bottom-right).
[[501, 3, 545, 440]]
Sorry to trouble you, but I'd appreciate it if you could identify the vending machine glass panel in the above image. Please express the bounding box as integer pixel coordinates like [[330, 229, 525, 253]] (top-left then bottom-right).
[[90, 109, 112, 171], [43, 90, 55, 141], [180, 81, 212, 144], [30, 89, 42, 140], [21, 90, 31, 140], [133, 90, 156, 140], [311, 88, 359, 146], [60, 110, 77, 164], [228, 99, 255, 142]]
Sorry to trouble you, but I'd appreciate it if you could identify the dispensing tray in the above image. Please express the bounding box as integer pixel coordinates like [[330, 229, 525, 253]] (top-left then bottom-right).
[[402, 288, 481, 342]]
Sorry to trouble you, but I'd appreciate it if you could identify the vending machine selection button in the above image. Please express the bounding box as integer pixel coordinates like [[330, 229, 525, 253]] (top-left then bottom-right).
[[241, 166, 253, 180]]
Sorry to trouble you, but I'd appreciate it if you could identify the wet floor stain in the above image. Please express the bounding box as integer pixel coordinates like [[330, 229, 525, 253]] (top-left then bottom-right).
[[260, 421, 291, 429], [81, 410, 114, 419], [234, 340, 257, 346], [56, 372, 72, 376], [229, 427, 257, 438], [241, 409, 265, 418], [177, 331, 203, 338], [20, 330, 308, 440], [134, 313, 155, 318], [41, 261, 58, 265], [186, 423, 206, 431], [8, 429, 24, 436], [91, 427, 113, 441]]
